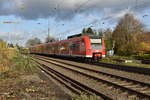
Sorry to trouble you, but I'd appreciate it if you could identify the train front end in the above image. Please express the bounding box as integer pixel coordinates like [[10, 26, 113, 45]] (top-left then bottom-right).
[[85, 35, 106, 61]]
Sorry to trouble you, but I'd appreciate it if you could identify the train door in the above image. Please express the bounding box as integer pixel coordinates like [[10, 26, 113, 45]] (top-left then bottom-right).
[[69, 41, 73, 56], [80, 39, 86, 56]]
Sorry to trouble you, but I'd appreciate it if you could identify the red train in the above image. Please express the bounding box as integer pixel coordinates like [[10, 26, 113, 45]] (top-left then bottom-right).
[[29, 34, 106, 60]]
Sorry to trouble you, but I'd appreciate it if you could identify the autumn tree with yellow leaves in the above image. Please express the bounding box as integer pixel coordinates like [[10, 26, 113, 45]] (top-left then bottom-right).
[[112, 13, 144, 56]]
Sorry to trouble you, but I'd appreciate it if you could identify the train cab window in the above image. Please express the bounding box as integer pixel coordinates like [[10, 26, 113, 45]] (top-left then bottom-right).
[[91, 43, 102, 50], [90, 39, 102, 50]]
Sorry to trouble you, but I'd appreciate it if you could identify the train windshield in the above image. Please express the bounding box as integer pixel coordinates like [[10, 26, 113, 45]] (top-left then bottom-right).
[[90, 39, 102, 50]]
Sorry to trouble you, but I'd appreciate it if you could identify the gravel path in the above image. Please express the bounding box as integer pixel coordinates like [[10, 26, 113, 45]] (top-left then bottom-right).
[[0, 70, 71, 100]]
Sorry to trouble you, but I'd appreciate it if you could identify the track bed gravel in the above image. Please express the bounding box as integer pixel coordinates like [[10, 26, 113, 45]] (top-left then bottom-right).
[[39, 56, 150, 84], [36, 58, 148, 100]]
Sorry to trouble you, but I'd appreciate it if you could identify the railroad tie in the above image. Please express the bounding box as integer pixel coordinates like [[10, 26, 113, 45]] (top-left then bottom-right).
[[132, 87, 149, 91], [141, 90, 150, 95], [125, 85, 140, 88], [119, 83, 133, 86]]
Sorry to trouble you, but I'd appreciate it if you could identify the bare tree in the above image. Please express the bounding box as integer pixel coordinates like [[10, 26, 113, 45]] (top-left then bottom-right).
[[26, 38, 41, 47], [103, 28, 114, 51], [45, 36, 56, 43], [82, 27, 96, 35], [104, 28, 113, 39], [112, 13, 144, 55]]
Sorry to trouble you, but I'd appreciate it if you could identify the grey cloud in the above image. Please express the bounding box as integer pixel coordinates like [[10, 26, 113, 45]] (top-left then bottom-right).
[[0, 0, 149, 20]]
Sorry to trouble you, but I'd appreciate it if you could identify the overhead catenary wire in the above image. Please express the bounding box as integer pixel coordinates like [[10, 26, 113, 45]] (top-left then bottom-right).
[[19, 0, 150, 44], [131, 0, 150, 11], [29, 0, 150, 41], [54, 0, 92, 39], [56, 19, 101, 37], [54, 0, 115, 38], [74, 0, 90, 13]]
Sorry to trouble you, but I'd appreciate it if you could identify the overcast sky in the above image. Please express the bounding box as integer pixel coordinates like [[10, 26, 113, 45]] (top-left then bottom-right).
[[0, 0, 150, 46]]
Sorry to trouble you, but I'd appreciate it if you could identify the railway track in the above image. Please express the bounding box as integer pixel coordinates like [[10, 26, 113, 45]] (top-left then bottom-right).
[[36, 54, 150, 75], [32, 59, 110, 100], [94, 62, 150, 75], [31, 55, 150, 100], [33, 55, 150, 84]]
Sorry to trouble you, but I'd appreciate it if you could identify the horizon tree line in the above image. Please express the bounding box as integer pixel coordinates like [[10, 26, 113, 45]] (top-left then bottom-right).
[[23, 13, 150, 55]]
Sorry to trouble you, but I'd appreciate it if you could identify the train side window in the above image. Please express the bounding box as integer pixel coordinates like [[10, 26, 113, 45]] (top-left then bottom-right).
[[70, 43, 80, 51], [48, 45, 51, 50]]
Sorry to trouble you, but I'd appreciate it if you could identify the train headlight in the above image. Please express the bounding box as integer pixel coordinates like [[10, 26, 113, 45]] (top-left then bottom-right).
[[87, 49, 92, 52]]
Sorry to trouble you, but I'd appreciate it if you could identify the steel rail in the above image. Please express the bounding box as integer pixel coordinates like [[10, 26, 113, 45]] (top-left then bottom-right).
[[32, 57, 112, 100], [36, 63, 81, 95], [94, 62, 150, 75], [35, 55, 150, 87], [31, 54, 150, 75], [34, 56, 150, 99]]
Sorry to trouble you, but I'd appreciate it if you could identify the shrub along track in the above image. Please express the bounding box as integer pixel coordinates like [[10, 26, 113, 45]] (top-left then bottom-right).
[[31, 55, 150, 100]]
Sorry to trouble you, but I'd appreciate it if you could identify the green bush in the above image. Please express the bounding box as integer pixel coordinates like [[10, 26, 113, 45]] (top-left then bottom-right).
[[133, 54, 150, 60], [11, 55, 37, 73]]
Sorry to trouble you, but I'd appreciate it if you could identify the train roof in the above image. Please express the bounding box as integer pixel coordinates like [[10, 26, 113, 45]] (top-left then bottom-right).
[[30, 34, 103, 48], [67, 34, 82, 39], [67, 33, 103, 39]]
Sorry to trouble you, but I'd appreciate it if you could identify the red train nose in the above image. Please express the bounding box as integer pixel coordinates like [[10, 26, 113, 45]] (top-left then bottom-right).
[[93, 52, 102, 57], [95, 53, 101, 57]]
